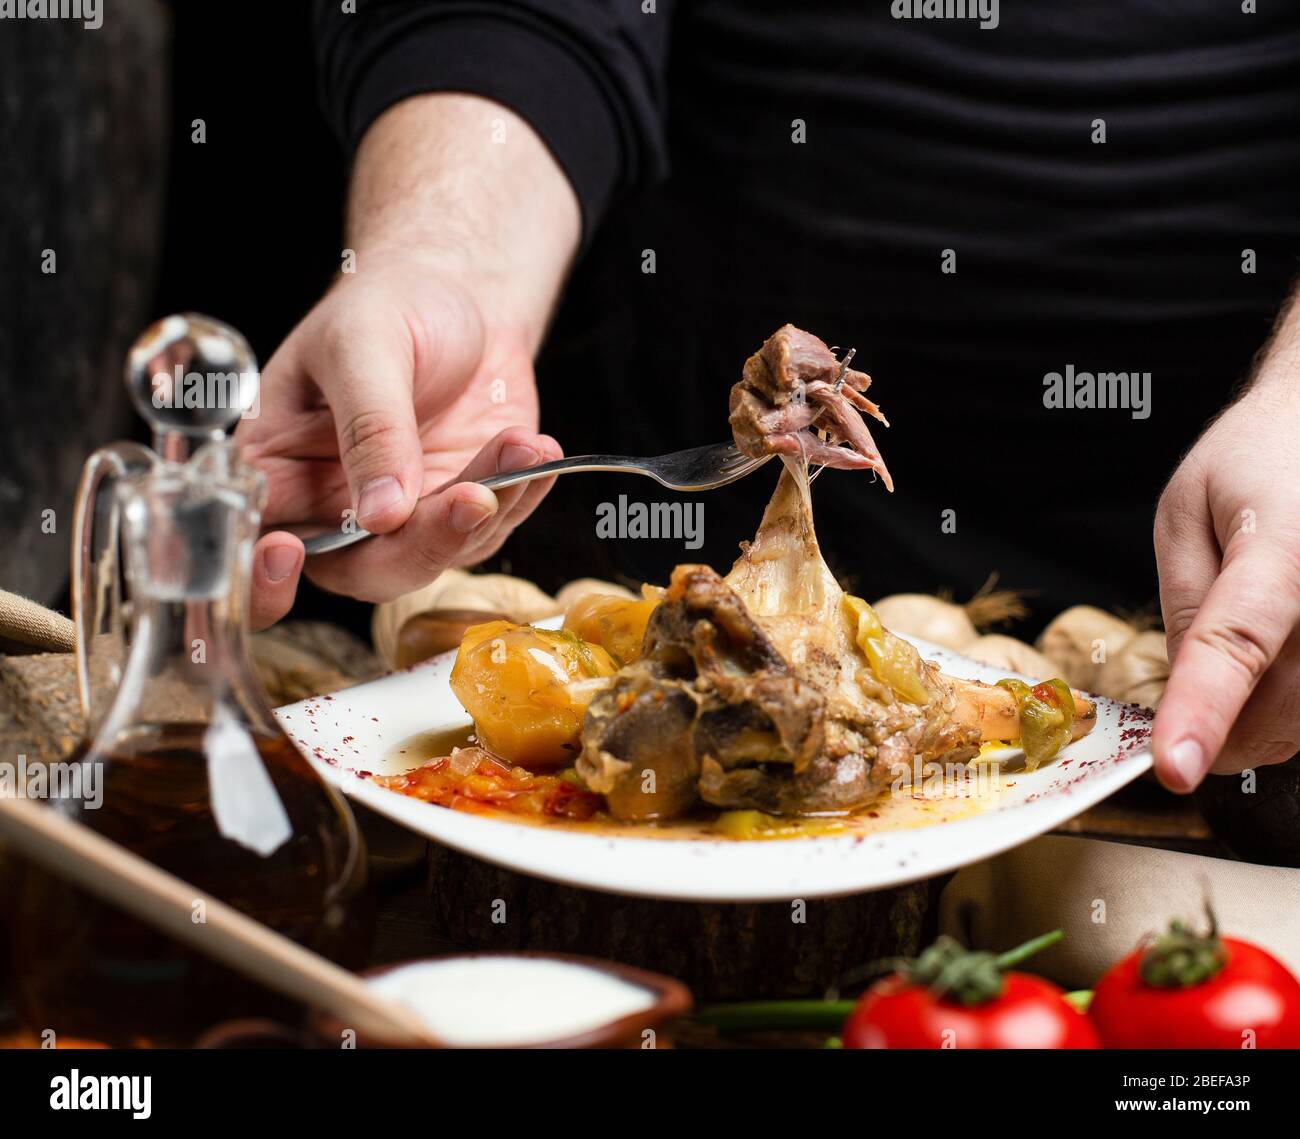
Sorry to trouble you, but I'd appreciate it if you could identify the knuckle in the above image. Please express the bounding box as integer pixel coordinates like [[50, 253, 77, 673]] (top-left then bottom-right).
[[317, 317, 356, 371], [410, 538, 454, 581], [338, 409, 403, 465], [1187, 620, 1274, 688], [1158, 560, 1207, 603], [459, 531, 507, 566], [1215, 734, 1297, 774], [1154, 483, 1195, 547], [1163, 604, 1199, 643], [1153, 482, 1178, 523], [318, 301, 369, 351], [407, 514, 463, 580], [1252, 739, 1298, 767]]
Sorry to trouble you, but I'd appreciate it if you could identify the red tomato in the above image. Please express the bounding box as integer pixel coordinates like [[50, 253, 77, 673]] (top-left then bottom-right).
[[843, 972, 1099, 1049], [1091, 937, 1300, 1049]]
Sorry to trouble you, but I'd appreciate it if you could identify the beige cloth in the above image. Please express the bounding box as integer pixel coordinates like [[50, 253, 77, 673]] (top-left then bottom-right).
[[0, 589, 75, 654], [939, 834, 1300, 988]]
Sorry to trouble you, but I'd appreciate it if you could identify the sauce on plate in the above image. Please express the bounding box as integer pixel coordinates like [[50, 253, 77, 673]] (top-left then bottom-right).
[[375, 728, 1005, 841]]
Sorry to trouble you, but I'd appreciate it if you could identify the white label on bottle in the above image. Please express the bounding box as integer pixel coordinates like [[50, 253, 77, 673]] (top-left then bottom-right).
[[204, 712, 292, 857]]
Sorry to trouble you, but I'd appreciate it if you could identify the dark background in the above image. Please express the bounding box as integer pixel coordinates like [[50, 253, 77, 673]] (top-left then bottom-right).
[[160, 7, 341, 363], [150, 1, 1300, 639], [158, 2, 359, 631], [156, 1, 787, 638]]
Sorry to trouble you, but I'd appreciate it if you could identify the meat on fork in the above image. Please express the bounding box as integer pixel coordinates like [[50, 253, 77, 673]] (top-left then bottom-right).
[[729, 324, 893, 489], [576, 325, 1094, 823]]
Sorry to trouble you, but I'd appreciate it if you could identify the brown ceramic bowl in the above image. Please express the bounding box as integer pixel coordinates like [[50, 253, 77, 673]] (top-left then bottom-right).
[[307, 951, 692, 1049], [194, 1018, 314, 1049]]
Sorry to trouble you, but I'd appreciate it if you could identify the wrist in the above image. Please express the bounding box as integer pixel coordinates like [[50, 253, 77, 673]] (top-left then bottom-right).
[[1246, 292, 1300, 401], [345, 93, 580, 352]]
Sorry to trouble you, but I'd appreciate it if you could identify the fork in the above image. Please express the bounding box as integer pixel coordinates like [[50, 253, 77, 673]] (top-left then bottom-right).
[[292, 441, 773, 556]]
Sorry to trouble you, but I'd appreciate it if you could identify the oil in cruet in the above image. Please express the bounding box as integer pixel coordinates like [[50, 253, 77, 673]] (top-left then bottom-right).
[[5, 315, 374, 1046]]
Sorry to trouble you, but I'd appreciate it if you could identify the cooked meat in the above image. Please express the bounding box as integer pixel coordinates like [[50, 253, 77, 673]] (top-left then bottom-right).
[[579, 462, 984, 821], [577, 326, 1095, 823], [698, 751, 879, 815], [578, 667, 701, 820], [577, 564, 827, 821], [729, 324, 893, 488]]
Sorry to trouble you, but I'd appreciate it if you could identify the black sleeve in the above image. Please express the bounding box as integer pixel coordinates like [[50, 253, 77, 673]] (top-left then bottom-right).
[[311, 0, 673, 245]]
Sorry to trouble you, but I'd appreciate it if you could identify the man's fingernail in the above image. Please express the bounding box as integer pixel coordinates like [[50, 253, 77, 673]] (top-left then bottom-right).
[[264, 545, 300, 583], [451, 498, 494, 533], [500, 443, 540, 471], [358, 476, 404, 523], [1166, 738, 1205, 788]]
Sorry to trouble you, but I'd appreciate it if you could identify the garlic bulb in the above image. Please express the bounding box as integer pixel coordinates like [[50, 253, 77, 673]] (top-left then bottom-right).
[[964, 634, 1061, 680], [872, 594, 979, 650], [1095, 629, 1168, 708], [372, 570, 560, 668], [554, 578, 638, 611], [1036, 605, 1138, 691]]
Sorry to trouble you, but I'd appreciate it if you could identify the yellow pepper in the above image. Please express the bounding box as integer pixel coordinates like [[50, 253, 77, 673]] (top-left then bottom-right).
[[844, 595, 931, 705], [714, 810, 847, 840]]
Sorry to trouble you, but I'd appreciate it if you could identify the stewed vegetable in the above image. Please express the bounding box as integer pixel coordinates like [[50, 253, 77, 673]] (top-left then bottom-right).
[[844, 595, 931, 705], [449, 621, 617, 768], [562, 589, 660, 667], [995, 678, 1075, 771]]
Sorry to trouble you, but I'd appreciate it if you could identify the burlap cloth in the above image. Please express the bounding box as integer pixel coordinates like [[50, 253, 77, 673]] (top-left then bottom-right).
[[940, 834, 1300, 987], [0, 591, 380, 763]]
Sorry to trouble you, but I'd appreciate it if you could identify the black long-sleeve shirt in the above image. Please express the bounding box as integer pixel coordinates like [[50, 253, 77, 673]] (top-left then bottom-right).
[[311, 1, 1300, 625]]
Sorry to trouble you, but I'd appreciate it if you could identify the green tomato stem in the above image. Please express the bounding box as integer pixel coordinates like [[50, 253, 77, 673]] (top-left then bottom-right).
[[994, 928, 1064, 970]]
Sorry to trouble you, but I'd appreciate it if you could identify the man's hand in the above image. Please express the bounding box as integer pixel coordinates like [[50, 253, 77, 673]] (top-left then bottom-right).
[[240, 259, 561, 610], [1153, 301, 1300, 791], [237, 94, 580, 626]]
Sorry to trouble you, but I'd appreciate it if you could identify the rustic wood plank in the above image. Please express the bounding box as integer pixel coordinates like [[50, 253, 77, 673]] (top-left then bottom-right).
[[423, 842, 936, 1001], [0, 4, 166, 605]]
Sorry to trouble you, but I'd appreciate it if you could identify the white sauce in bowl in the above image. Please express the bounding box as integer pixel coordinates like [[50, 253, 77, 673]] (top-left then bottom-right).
[[368, 956, 656, 1046]]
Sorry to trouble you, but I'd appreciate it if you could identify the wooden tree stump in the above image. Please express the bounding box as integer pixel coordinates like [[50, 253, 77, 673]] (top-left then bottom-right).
[[426, 843, 938, 1001]]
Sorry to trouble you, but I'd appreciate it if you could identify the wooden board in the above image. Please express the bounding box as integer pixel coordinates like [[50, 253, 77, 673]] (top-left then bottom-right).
[[425, 842, 937, 1001]]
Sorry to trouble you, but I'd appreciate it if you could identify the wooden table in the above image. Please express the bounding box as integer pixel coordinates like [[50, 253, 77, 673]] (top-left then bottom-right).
[[0, 648, 1231, 1047]]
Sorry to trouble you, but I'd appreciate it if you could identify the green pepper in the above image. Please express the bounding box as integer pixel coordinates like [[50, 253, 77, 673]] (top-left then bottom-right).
[[844, 595, 931, 705], [996, 677, 1075, 771]]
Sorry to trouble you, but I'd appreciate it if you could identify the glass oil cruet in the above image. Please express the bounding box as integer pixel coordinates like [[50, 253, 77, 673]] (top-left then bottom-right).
[[8, 315, 373, 1047]]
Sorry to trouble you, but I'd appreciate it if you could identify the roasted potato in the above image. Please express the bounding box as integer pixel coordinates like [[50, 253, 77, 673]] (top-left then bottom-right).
[[562, 589, 660, 666], [449, 620, 617, 768]]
